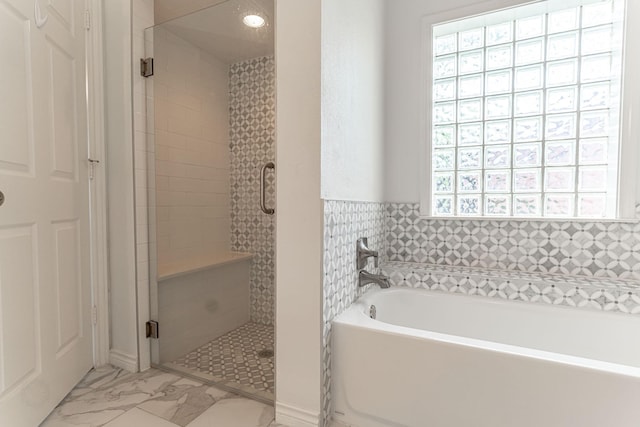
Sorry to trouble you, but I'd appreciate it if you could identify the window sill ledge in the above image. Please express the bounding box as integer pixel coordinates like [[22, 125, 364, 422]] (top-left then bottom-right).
[[414, 214, 640, 224]]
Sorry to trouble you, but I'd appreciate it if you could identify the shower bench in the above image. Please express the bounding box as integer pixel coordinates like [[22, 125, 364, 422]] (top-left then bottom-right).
[[156, 252, 254, 363]]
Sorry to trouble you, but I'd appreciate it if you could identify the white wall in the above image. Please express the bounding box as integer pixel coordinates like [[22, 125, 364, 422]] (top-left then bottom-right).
[[384, 0, 538, 203], [320, 0, 386, 202], [132, 0, 155, 372], [155, 0, 227, 24], [154, 27, 231, 267], [275, 0, 323, 425], [103, 0, 155, 372], [103, 0, 138, 370]]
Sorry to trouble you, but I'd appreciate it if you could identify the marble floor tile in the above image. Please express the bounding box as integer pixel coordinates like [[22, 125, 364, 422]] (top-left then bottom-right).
[[186, 397, 274, 427], [137, 381, 233, 426], [40, 365, 284, 427], [40, 410, 125, 427], [54, 370, 180, 418], [103, 408, 178, 427], [42, 367, 210, 427]]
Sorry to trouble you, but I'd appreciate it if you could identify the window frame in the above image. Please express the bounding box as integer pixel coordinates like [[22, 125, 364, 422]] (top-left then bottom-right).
[[419, 0, 640, 220]]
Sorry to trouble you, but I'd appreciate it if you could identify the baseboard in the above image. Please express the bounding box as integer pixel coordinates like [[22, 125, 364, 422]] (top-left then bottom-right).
[[109, 349, 138, 372], [275, 402, 321, 427]]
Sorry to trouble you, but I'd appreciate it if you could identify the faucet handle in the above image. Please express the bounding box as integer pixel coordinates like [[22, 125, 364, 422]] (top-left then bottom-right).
[[357, 237, 379, 270]]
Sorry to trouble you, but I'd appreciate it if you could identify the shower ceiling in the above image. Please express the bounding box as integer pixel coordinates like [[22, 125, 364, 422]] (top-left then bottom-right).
[[162, 0, 274, 64]]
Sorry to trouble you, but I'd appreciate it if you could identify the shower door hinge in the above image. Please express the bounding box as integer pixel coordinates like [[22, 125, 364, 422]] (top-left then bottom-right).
[[146, 320, 159, 339], [84, 10, 91, 30], [140, 58, 154, 78], [88, 158, 100, 180]]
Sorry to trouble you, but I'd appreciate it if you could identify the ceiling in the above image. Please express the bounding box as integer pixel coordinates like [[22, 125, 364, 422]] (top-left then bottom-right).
[[160, 0, 274, 64]]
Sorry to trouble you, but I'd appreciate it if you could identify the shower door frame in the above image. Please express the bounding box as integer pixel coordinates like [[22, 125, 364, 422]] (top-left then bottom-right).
[[139, 19, 276, 370]]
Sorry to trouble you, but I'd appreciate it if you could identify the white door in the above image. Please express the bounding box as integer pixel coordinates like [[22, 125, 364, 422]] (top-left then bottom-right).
[[0, 0, 93, 426]]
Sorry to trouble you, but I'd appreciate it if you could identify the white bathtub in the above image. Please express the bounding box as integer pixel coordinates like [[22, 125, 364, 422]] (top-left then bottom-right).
[[332, 288, 640, 427]]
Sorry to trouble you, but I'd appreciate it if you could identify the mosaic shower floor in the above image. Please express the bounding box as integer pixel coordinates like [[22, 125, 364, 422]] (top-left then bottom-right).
[[164, 322, 275, 402]]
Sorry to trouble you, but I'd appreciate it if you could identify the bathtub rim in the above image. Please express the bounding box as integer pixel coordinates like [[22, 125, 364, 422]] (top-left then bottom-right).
[[333, 287, 640, 378]]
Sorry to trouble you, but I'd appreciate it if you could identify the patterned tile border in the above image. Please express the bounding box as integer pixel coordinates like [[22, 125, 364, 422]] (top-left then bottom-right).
[[381, 261, 640, 314]]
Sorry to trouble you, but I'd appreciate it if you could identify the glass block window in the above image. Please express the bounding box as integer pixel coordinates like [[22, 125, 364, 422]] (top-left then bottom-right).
[[430, 0, 624, 218]]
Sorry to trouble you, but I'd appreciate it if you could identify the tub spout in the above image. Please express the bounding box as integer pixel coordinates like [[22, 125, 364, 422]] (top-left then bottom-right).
[[358, 270, 391, 289]]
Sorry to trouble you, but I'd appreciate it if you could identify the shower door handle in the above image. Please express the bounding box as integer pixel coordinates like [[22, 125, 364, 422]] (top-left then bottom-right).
[[260, 162, 275, 215]]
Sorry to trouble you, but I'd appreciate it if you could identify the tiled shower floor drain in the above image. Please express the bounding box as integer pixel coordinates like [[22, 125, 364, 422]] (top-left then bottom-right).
[[165, 322, 274, 401], [258, 349, 274, 358]]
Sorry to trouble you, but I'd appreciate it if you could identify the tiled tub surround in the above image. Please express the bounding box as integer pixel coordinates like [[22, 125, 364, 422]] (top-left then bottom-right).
[[322, 200, 386, 425], [229, 56, 276, 326], [386, 203, 640, 280], [384, 203, 640, 312], [321, 201, 640, 424]]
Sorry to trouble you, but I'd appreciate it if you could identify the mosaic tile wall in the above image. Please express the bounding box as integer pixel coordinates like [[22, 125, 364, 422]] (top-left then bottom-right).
[[381, 262, 640, 314], [322, 200, 386, 426], [229, 56, 276, 325], [384, 202, 640, 314], [386, 203, 640, 281]]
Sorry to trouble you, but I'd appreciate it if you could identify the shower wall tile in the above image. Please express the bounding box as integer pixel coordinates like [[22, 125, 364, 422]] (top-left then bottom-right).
[[154, 27, 231, 266], [321, 200, 386, 427], [229, 56, 276, 326], [386, 203, 640, 282]]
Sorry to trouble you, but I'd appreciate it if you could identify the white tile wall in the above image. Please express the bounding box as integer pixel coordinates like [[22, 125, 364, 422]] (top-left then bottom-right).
[[153, 27, 231, 266]]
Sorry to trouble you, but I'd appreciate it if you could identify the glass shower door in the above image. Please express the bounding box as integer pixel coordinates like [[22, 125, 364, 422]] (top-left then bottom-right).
[[144, 0, 276, 402]]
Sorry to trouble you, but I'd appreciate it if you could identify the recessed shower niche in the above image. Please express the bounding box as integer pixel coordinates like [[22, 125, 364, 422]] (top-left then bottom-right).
[[144, 0, 276, 402]]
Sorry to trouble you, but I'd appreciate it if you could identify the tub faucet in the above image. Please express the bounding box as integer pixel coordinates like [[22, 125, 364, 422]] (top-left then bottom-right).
[[358, 270, 391, 289], [356, 237, 379, 269]]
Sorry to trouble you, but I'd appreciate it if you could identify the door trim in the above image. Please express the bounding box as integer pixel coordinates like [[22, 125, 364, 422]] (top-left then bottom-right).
[[86, 0, 110, 367]]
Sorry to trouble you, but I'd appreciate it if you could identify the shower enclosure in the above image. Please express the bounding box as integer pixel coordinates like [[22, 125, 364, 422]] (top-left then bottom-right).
[[144, 0, 276, 402]]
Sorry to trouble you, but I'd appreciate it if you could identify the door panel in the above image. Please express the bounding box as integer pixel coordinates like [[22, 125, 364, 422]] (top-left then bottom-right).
[[53, 219, 82, 356], [0, 0, 93, 425], [0, 225, 39, 395], [0, 1, 34, 176], [48, 39, 78, 181]]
